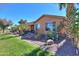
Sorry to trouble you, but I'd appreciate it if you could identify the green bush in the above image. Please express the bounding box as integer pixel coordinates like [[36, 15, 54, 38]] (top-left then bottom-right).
[[47, 30, 58, 40], [37, 50, 52, 56], [24, 48, 53, 56], [34, 33, 41, 40]]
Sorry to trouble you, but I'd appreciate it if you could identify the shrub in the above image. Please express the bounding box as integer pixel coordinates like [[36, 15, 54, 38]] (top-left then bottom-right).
[[34, 33, 41, 40], [24, 48, 53, 56], [47, 30, 58, 40]]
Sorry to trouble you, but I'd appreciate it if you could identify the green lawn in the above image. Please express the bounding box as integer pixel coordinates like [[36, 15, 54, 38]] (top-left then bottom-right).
[[0, 33, 52, 56]]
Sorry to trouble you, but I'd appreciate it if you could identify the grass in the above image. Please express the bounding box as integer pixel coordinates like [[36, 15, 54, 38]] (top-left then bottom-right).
[[0, 33, 52, 56]]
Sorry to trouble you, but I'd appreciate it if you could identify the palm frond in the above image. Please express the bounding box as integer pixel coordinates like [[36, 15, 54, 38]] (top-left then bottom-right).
[[59, 3, 66, 10]]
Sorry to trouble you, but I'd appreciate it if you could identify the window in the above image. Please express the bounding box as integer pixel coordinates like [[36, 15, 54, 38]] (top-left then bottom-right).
[[45, 21, 56, 31], [35, 24, 40, 30]]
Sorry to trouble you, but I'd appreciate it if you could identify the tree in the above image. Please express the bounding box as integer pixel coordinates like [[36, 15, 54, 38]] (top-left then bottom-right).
[[59, 3, 79, 49], [59, 3, 75, 37], [57, 21, 64, 32], [18, 19, 27, 24], [16, 19, 29, 35], [0, 19, 12, 33], [59, 3, 75, 31], [70, 9, 79, 48]]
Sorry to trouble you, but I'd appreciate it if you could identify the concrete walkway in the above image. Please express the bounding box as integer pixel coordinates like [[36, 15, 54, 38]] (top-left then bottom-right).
[[23, 39, 79, 56], [55, 39, 78, 56], [23, 39, 45, 46]]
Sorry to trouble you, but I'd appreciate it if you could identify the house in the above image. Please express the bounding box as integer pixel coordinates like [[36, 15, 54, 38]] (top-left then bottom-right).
[[28, 14, 67, 34]]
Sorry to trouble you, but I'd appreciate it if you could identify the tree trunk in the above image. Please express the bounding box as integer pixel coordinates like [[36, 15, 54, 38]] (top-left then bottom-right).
[[3, 28, 5, 33], [65, 4, 79, 48]]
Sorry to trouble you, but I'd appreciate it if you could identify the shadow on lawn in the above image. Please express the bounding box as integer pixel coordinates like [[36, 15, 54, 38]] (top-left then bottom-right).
[[23, 48, 52, 56], [0, 36, 17, 40]]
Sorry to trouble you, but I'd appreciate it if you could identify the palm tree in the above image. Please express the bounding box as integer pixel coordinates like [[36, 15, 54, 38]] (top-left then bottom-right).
[[72, 9, 79, 49], [59, 3, 75, 17], [18, 19, 27, 24], [59, 3, 79, 50], [59, 3, 76, 38]]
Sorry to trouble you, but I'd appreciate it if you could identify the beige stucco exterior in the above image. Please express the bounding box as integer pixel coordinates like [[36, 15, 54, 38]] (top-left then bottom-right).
[[29, 15, 66, 34]]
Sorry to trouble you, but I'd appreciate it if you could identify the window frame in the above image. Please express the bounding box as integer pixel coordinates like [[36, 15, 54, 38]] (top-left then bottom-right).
[[35, 24, 41, 30], [45, 21, 56, 31]]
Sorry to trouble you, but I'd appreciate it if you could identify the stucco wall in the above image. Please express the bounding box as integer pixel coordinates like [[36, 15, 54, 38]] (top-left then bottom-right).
[[34, 16, 66, 34]]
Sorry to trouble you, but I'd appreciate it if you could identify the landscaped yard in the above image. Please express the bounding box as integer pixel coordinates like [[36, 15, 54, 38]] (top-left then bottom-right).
[[0, 34, 52, 56]]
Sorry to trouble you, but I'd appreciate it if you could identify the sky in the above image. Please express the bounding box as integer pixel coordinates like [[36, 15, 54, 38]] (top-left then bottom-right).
[[0, 3, 66, 24]]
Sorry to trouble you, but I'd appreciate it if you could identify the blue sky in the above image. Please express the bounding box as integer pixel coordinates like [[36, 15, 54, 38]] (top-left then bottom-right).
[[0, 3, 66, 24]]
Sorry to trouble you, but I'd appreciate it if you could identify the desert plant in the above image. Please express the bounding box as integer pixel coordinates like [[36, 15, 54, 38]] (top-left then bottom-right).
[[34, 32, 41, 40], [47, 30, 58, 40]]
